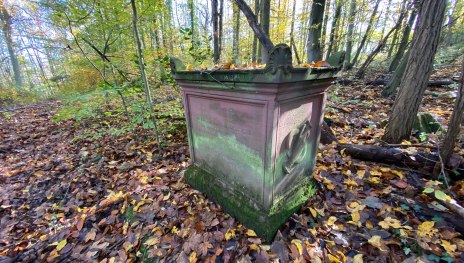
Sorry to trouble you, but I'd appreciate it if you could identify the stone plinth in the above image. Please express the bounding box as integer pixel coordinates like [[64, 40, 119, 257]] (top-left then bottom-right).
[[171, 44, 342, 240]]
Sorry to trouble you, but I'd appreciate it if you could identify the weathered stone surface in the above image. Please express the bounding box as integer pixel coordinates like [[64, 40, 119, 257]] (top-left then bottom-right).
[[172, 44, 340, 240]]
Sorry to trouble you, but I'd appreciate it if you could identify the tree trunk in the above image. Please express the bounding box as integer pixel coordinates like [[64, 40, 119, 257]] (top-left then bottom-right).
[[441, 57, 464, 165], [383, 0, 447, 144], [306, 0, 325, 62], [218, 0, 224, 59], [259, 0, 271, 63], [351, 0, 381, 66], [389, 8, 417, 72], [130, 0, 159, 139], [320, 0, 331, 56], [0, 1, 22, 88], [343, 0, 356, 70], [251, 0, 259, 63], [382, 50, 409, 97], [355, 11, 406, 78], [212, 0, 220, 63], [387, 0, 407, 58], [325, 0, 342, 59], [232, 2, 240, 64], [187, 0, 195, 47], [289, 0, 300, 64]]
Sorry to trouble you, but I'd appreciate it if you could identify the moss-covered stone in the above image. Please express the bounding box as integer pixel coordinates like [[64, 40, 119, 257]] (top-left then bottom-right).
[[413, 112, 441, 134], [184, 165, 316, 241]]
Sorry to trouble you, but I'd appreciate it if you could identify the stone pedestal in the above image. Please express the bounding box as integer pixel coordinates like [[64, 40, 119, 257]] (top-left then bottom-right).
[[171, 44, 342, 240]]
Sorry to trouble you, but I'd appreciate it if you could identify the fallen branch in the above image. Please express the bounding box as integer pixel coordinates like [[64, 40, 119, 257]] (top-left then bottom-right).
[[367, 78, 456, 87], [389, 192, 464, 234]]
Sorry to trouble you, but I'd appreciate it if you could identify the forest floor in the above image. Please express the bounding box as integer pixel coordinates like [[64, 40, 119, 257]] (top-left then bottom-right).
[[1, 64, 464, 262]]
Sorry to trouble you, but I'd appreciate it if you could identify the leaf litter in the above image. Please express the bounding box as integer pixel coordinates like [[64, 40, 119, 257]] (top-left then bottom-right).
[[1, 64, 464, 262]]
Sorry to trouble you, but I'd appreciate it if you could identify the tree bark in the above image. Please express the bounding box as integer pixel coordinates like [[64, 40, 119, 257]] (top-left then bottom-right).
[[325, 0, 342, 59], [232, 1, 240, 64], [218, 0, 224, 58], [0, 1, 22, 88], [306, 0, 325, 62], [382, 50, 409, 97], [212, 0, 220, 63], [320, 0, 330, 56], [389, 8, 417, 72], [259, 0, 271, 63], [351, 0, 381, 66], [441, 57, 464, 165], [130, 0, 159, 139], [383, 0, 447, 144], [343, 0, 356, 70], [233, 0, 274, 57], [289, 0, 300, 64], [251, 0, 259, 63]]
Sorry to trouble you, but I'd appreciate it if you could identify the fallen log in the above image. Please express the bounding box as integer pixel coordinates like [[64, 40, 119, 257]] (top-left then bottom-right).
[[336, 143, 439, 170], [367, 78, 456, 87]]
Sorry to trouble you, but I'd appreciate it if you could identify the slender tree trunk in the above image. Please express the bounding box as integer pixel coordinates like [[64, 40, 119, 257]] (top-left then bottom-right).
[[382, 50, 409, 97], [252, 0, 259, 63], [343, 0, 356, 70], [320, 0, 331, 56], [351, 0, 381, 66], [212, 0, 220, 63], [388, 0, 407, 58], [289, 0, 300, 64], [259, 0, 271, 63], [187, 0, 195, 47], [0, 1, 22, 88], [355, 10, 406, 78], [130, 0, 159, 139], [389, 8, 417, 72], [383, 0, 447, 144], [218, 0, 224, 58], [232, 2, 240, 64], [325, 0, 342, 59], [379, 0, 393, 39], [441, 57, 464, 165], [306, 0, 325, 62]]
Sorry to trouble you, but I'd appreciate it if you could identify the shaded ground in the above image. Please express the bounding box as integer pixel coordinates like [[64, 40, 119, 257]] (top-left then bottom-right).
[[1, 65, 464, 262]]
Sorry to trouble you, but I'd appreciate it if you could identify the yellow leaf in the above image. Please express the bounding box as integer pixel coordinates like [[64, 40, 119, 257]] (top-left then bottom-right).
[[344, 179, 358, 187], [367, 177, 381, 184], [315, 207, 325, 216], [378, 217, 402, 229], [356, 170, 366, 178], [418, 221, 438, 237], [309, 207, 318, 218], [144, 237, 160, 246], [327, 216, 337, 227], [370, 170, 382, 176], [225, 229, 235, 241], [56, 239, 67, 251], [189, 251, 197, 263], [401, 140, 412, 145], [327, 254, 341, 263], [353, 254, 363, 263], [163, 192, 171, 201], [390, 170, 404, 179], [291, 239, 303, 255], [246, 229, 257, 237], [351, 211, 360, 224], [171, 226, 179, 234], [40, 235, 47, 241], [249, 244, 259, 250], [366, 220, 374, 229], [380, 167, 390, 172], [441, 240, 457, 256], [368, 235, 387, 251], [186, 64, 194, 71]]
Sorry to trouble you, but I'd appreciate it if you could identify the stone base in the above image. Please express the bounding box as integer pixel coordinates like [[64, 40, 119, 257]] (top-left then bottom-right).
[[184, 165, 316, 241]]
